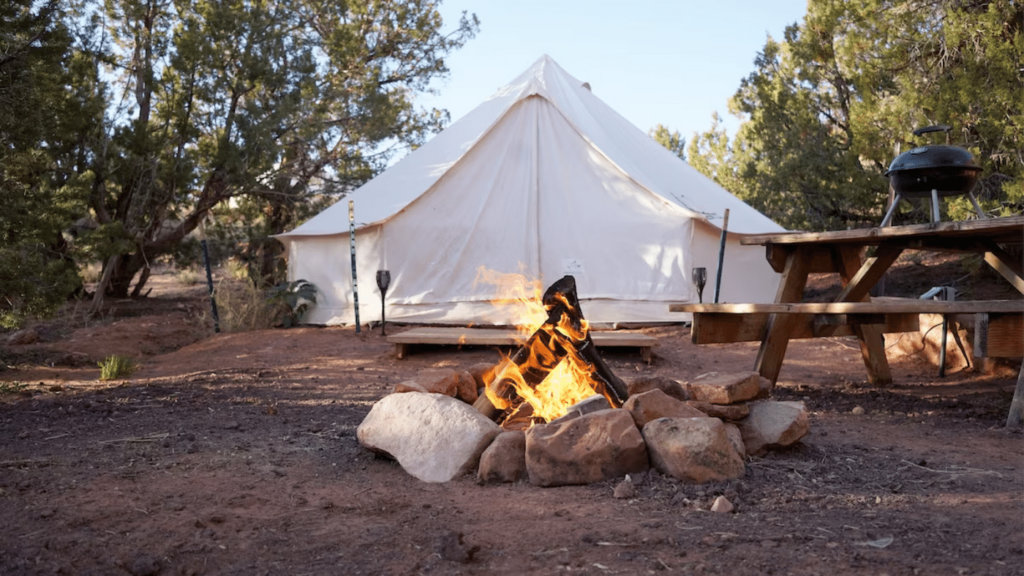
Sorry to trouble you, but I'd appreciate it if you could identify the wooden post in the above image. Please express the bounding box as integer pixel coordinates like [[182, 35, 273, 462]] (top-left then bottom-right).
[[1006, 360, 1024, 428]]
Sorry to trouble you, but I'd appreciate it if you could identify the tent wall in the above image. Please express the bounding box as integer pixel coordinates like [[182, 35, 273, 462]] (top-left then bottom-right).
[[284, 216, 780, 328], [279, 56, 784, 327]]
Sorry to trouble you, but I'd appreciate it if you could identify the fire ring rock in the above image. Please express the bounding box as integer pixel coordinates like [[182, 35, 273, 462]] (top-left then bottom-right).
[[525, 409, 649, 487], [357, 392, 501, 483], [641, 417, 745, 483], [737, 400, 809, 456]]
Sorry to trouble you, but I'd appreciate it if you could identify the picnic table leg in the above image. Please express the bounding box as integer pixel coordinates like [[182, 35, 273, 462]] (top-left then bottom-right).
[[1007, 359, 1024, 428], [981, 240, 1024, 295], [837, 247, 894, 385], [754, 247, 812, 385]]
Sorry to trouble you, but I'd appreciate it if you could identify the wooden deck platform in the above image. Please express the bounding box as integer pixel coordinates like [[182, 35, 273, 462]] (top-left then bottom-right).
[[386, 327, 658, 361]]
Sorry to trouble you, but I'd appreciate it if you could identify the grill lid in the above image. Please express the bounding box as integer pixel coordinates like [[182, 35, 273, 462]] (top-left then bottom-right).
[[885, 124, 981, 175], [886, 144, 980, 175]]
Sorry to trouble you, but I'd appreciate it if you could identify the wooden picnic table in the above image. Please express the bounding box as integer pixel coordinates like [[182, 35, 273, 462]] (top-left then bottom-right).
[[670, 216, 1024, 391]]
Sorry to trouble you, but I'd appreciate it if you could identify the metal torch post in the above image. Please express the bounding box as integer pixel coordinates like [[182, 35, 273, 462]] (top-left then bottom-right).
[[349, 200, 361, 333], [713, 208, 730, 304]]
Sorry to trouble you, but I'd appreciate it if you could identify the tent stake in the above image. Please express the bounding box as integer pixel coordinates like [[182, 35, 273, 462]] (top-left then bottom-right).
[[713, 209, 730, 304], [349, 200, 361, 332]]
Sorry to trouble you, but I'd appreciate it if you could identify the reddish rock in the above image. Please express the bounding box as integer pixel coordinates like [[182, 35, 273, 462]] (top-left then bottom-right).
[[455, 371, 478, 404], [685, 401, 750, 421], [626, 375, 690, 401], [723, 422, 746, 458], [394, 381, 429, 394], [641, 417, 745, 483], [623, 389, 708, 428], [477, 431, 527, 483], [525, 409, 649, 487], [685, 372, 761, 404], [466, 362, 498, 389], [394, 369, 459, 397]]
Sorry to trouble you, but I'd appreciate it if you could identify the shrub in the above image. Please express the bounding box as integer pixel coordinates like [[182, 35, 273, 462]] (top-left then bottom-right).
[[0, 381, 27, 395], [266, 279, 317, 328], [98, 355, 136, 381], [175, 268, 201, 285], [213, 279, 316, 332]]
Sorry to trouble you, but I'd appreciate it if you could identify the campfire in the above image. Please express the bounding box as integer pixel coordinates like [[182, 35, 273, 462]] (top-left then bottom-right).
[[475, 273, 628, 428], [357, 273, 811, 488]]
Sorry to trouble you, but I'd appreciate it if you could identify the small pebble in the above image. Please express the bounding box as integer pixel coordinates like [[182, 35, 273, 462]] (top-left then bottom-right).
[[710, 495, 734, 514], [613, 478, 636, 499], [851, 406, 865, 415]]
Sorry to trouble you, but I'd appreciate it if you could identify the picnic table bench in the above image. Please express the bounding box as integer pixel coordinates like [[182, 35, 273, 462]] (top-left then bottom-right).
[[669, 215, 1024, 424]]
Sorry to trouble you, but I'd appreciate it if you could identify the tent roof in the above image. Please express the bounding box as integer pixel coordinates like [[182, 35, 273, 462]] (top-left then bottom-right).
[[279, 55, 785, 238]]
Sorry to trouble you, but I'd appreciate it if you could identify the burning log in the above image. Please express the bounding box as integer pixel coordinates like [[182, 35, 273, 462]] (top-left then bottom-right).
[[488, 275, 629, 422]]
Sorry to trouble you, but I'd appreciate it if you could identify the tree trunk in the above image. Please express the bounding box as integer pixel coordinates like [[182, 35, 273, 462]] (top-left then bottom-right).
[[130, 265, 152, 298], [106, 252, 147, 299]]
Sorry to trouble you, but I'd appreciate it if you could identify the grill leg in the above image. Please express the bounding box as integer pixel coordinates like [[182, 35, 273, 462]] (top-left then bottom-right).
[[880, 193, 902, 227], [968, 191, 987, 219], [930, 189, 940, 223]]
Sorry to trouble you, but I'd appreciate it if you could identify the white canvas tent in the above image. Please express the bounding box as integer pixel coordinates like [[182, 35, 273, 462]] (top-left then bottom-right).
[[276, 55, 785, 326]]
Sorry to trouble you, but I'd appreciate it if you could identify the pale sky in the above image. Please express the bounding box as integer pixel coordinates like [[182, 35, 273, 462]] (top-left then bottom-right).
[[418, 0, 809, 144]]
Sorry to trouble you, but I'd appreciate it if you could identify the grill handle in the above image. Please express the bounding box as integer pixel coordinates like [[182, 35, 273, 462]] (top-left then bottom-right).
[[912, 124, 952, 144]]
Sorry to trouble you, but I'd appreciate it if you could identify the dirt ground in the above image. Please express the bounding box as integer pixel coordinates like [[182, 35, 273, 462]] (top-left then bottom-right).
[[1, 263, 1022, 576]]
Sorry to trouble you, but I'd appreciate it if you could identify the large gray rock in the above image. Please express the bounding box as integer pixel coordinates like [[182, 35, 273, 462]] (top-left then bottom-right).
[[525, 409, 649, 487], [357, 392, 501, 483], [738, 400, 809, 455], [622, 389, 708, 428], [685, 372, 762, 404], [641, 417, 745, 483], [477, 430, 527, 483]]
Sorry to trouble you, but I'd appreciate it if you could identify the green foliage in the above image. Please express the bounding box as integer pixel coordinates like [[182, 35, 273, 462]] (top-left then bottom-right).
[[77, 0, 480, 296], [688, 0, 1023, 231], [1, 0, 478, 327], [98, 355, 136, 381], [213, 278, 315, 331], [649, 124, 686, 160], [0, 381, 29, 395], [0, 0, 94, 328], [266, 279, 317, 328]]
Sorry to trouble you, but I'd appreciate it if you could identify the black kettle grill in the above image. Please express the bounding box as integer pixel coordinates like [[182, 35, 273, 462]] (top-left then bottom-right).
[[881, 125, 986, 226]]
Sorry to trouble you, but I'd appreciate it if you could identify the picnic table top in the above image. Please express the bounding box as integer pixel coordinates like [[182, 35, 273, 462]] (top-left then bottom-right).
[[739, 215, 1024, 247]]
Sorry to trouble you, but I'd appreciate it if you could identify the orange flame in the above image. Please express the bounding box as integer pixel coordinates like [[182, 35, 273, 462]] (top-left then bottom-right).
[[474, 266, 605, 424]]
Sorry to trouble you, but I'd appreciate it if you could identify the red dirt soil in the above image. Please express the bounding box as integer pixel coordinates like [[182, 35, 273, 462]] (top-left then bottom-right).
[[0, 265, 1021, 575]]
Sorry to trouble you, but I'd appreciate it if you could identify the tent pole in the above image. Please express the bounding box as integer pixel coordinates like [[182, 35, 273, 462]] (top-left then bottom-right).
[[713, 209, 730, 304], [349, 200, 361, 332]]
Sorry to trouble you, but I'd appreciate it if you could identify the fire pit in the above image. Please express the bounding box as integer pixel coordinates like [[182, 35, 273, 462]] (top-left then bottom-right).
[[356, 273, 811, 487]]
